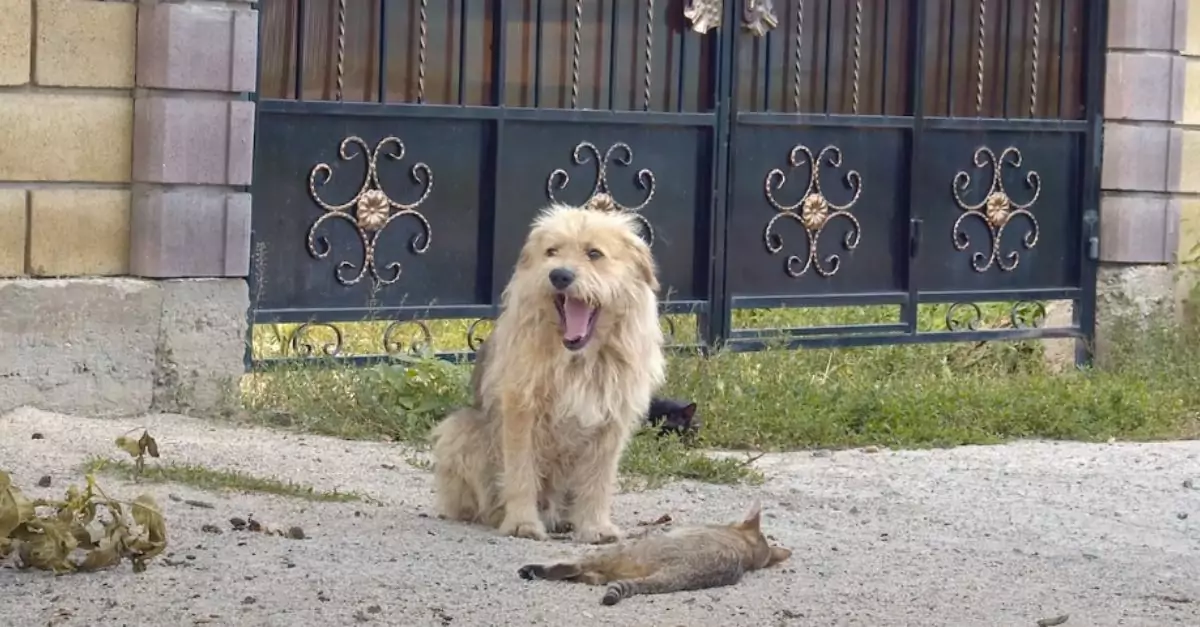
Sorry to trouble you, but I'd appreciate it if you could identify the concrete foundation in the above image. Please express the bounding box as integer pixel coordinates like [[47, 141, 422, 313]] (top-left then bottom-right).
[[0, 277, 247, 418]]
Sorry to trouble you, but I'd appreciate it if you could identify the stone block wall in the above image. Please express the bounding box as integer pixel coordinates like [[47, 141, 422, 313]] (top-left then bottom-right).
[[1098, 0, 1198, 330], [0, 0, 256, 418]]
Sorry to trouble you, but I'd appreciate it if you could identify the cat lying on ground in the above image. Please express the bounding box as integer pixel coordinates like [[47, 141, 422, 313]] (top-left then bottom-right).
[[517, 502, 791, 605]]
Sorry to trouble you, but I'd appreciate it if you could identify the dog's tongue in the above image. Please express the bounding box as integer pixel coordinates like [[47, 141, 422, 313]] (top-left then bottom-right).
[[562, 297, 592, 341]]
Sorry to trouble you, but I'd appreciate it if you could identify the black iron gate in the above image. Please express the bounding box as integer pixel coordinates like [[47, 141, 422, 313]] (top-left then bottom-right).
[[250, 0, 1106, 366]]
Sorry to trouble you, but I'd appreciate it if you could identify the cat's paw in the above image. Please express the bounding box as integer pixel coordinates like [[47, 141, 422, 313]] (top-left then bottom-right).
[[499, 516, 548, 541], [574, 522, 622, 545]]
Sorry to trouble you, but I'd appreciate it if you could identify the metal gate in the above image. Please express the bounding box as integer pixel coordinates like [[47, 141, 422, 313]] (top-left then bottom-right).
[[249, 0, 1106, 366]]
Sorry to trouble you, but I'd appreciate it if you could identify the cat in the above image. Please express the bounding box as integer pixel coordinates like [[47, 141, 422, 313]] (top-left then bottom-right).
[[517, 502, 791, 606], [645, 397, 700, 442]]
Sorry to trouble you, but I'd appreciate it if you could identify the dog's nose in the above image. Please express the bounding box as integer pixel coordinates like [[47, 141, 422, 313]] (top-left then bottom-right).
[[548, 267, 575, 291]]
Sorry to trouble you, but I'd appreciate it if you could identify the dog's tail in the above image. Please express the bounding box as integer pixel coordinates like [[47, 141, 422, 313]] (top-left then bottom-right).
[[430, 407, 490, 523]]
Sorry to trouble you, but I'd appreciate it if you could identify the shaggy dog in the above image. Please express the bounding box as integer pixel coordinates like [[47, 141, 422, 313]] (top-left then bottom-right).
[[431, 194, 665, 544]]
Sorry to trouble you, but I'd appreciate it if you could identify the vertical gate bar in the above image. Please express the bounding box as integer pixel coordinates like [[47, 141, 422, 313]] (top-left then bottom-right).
[[607, 0, 619, 109], [677, 12, 686, 112], [294, 0, 307, 100], [379, 0, 389, 103], [703, 0, 742, 351], [1055, 0, 1066, 118], [1000, 0, 1013, 118], [458, 0, 469, 104], [903, 0, 929, 333], [763, 32, 773, 112], [644, 0, 654, 112], [880, 0, 889, 114], [821, 0, 833, 113], [1075, 0, 1107, 366], [487, 0, 508, 304], [533, 0, 544, 107], [947, 0, 955, 116]]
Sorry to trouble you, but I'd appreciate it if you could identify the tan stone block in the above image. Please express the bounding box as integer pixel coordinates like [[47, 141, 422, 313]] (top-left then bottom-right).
[[0, 93, 133, 183], [1188, 0, 1200, 56], [1179, 129, 1200, 193], [1181, 198, 1200, 263], [36, 0, 136, 88], [1185, 58, 1200, 123], [0, 190, 27, 277], [0, 0, 31, 86], [29, 189, 130, 276]]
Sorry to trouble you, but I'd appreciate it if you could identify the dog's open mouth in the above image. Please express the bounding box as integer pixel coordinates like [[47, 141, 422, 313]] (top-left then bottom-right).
[[554, 295, 599, 351]]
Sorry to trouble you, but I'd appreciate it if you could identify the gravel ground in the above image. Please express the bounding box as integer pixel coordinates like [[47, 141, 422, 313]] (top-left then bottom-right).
[[1, 406, 1198, 627]]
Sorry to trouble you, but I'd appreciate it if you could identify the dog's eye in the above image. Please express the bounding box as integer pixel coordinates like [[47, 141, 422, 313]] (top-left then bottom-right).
[[545, 247, 558, 257], [587, 248, 604, 261]]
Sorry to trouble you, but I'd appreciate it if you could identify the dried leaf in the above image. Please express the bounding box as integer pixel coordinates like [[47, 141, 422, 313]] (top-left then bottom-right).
[[130, 494, 167, 561], [17, 519, 78, 573], [115, 437, 143, 459], [139, 431, 160, 459], [75, 535, 122, 572], [0, 471, 35, 538]]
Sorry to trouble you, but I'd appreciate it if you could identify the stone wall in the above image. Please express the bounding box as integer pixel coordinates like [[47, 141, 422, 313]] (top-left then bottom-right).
[[1100, 0, 1197, 330], [0, 0, 256, 418]]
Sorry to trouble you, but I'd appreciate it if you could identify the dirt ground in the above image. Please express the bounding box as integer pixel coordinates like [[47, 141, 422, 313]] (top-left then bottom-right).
[[1, 406, 1198, 627]]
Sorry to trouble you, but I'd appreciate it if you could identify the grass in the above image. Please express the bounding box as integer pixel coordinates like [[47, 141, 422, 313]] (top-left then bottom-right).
[[240, 290, 1200, 489], [83, 457, 363, 503]]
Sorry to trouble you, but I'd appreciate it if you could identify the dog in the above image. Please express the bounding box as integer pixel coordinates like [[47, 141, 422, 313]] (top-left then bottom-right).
[[430, 194, 666, 544]]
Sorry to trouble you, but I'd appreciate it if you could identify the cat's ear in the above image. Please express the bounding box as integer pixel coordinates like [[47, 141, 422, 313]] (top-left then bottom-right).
[[740, 500, 763, 530], [681, 403, 697, 420], [766, 546, 792, 567]]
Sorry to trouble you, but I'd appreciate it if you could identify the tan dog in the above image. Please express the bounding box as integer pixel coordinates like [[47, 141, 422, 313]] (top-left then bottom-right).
[[431, 195, 665, 544]]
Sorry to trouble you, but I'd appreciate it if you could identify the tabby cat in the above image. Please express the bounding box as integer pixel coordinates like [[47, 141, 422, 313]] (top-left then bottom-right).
[[517, 502, 791, 605]]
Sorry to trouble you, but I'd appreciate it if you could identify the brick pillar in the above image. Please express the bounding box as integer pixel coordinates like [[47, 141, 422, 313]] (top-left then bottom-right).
[[128, 0, 258, 413], [1097, 1, 1189, 341]]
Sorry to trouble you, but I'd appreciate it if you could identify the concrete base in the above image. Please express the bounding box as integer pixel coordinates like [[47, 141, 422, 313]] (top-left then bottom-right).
[[1094, 264, 1180, 365], [0, 278, 247, 417]]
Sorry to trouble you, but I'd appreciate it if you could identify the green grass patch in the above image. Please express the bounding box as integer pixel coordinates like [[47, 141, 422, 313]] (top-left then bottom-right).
[[83, 457, 362, 503], [241, 297, 1200, 488]]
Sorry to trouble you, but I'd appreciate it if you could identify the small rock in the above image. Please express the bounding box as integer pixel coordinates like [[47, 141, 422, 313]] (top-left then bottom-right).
[[1184, 478, 1196, 490], [381, 463, 397, 470], [861, 446, 880, 454], [185, 555, 196, 561], [37, 475, 51, 488], [200, 524, 222, 535], [366, 605, 382, 614], [811, 449, 831, 458], [1036, 614, 1069, 627], [248, 519, 263, 533], [30, 433, 44, 440], [317, 591, 331, 602], [287, 526, 306, 540], [184, 499, 215, 509], [1177, 512, 1189, 520], [242, 596, 256, 605], [230, 517, 247, 531]]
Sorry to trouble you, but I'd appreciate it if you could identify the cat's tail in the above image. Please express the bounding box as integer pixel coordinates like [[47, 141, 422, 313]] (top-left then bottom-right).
[[601, 580, 637, 605], [518, 562, 582, 581]]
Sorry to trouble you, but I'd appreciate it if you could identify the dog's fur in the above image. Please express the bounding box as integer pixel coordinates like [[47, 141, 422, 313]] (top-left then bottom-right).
[[431, 197, 665, 544], [517, 502, 792, 606]]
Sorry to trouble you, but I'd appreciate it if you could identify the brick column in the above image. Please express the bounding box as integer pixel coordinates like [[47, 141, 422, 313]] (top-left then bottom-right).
[[128, 0, 259, 413], [1098, 1, 1189, 335]]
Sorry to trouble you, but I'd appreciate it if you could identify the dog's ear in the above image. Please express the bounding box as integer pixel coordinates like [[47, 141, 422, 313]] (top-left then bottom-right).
[[626, 236, 659, 292]]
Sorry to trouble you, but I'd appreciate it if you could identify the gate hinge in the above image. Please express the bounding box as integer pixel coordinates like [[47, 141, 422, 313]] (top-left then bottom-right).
[[1083, 209, 1099, 261]]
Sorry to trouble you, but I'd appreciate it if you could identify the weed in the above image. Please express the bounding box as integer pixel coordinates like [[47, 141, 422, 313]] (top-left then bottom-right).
[[83, 458, 362, 504]]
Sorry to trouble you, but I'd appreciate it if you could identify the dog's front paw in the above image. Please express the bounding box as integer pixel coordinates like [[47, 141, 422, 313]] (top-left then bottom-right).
[[499, 516, 549, 541], [574, 522, 622, 545]]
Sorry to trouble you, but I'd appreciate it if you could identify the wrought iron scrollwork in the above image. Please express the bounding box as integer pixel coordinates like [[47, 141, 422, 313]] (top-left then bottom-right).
[[684, 0, 722, 34], [764, 145, 863, 278], [944, 302, 983, 331], [547, 141, 656, 245], [382, 320, 434, 356], [289, 322, 345, 357], [1009, 301, 1047, 329], [944, 301, 1048, 331], [307, 136, 434, 287], [466, 318, 494, 352], [951, 146, 1040, 273], [742, 0, 778, 36]]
